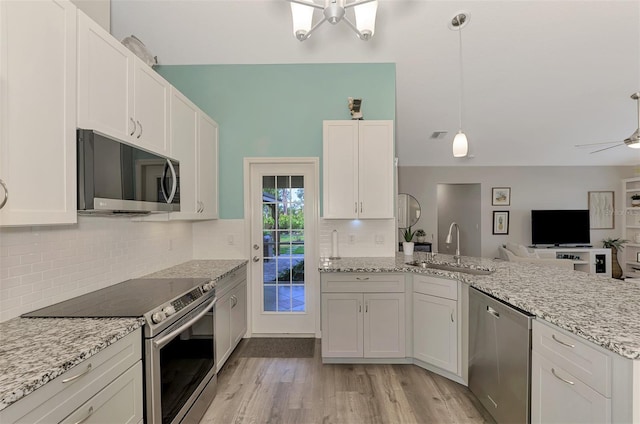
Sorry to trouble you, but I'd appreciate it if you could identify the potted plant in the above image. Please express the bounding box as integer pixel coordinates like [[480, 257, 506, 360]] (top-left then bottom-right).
[[415, 229, 427, 243], [632, 193, 640, 207], [602, 238, 628, 279], [402, 226, 416, 256]]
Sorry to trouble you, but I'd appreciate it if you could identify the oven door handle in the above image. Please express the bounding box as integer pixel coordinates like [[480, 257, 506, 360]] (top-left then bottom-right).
[[153, 297, 216, 349]]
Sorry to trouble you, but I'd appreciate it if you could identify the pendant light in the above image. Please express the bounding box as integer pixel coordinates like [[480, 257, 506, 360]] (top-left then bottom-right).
[[449, 12, 470, 158], [288, 0, 378, 41]]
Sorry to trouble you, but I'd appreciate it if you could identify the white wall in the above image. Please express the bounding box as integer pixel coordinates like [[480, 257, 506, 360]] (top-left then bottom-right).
[[399, 166, 638, 259], [71, 0, 110, 31], [0, 217, 192, 322]]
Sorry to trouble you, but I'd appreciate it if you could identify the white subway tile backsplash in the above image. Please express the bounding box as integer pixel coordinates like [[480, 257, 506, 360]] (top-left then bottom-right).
[[0, 216, 193, 322]]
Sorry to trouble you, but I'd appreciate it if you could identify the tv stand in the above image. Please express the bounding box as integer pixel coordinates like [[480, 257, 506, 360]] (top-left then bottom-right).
[[531, 247, 611, 277]]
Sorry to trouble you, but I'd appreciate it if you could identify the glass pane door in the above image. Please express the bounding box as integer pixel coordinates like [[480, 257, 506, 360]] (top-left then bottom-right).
[[262, 175, 305, 313]]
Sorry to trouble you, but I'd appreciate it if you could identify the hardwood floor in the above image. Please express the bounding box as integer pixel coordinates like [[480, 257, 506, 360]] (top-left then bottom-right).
[[200, 339, 495, 424]]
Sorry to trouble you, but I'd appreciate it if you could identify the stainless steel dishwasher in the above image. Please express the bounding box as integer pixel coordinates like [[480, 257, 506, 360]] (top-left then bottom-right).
[[469, 287, 533, 424]]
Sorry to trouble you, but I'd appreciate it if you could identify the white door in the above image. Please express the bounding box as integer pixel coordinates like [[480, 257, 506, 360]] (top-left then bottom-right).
[[248, 159, 318, 335], [364, 293, 406, 358], [321, 293, 363, 357], [413, 292, 458, 372]]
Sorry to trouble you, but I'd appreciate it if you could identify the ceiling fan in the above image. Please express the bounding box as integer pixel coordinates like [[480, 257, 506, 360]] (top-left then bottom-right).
[[575, 92, 640, 153]]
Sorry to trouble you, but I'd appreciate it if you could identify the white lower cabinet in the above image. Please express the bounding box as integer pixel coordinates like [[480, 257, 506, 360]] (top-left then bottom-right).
[[413, 292, 457, 373], [215, 266, 247, 371], [321, 274, 406, 359], [532, 351, 610, 424], [0, 329, 142, 424]]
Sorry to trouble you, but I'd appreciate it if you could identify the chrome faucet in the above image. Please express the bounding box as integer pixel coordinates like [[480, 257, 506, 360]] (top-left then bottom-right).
[[445, 222, 461, 265]]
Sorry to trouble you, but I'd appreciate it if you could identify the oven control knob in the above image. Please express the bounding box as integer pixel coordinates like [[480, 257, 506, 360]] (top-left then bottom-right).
[[162, 305, 176, 317], [151, 311, 166, 324], [202, 282, 214, 292]]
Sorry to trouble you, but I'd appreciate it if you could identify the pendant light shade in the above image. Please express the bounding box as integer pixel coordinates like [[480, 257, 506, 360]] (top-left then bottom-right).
[[291, 2, 314, 41], [354, 0, 378, 40], [452, 131, 469, 157], [450, 12, 470, 158]]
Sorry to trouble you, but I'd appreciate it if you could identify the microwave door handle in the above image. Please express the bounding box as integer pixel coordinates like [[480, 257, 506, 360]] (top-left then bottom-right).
[[161, 161, 170, 202], [166, 160, 177, 204], [153, 297, 216, 349]]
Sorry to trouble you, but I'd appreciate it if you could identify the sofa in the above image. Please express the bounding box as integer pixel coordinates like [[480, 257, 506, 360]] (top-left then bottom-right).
[[498, 243, 575, 270]]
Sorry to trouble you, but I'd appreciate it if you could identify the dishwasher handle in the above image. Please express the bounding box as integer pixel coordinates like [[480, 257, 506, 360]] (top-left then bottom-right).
[[487, 305, 500, 318]]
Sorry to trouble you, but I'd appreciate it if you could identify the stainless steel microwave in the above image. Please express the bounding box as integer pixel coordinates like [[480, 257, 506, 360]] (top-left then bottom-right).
[[77, 130, 180, 214]]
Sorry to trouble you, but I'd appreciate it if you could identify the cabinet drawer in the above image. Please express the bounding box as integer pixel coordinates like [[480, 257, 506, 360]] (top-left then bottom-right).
[[216, 265, 247, 297], [60, 361, 143, 424], [533, 320, 611, 397], [1, 328, 142, 424], [413, 274, 457, 300], [321, 273, 404, 293]]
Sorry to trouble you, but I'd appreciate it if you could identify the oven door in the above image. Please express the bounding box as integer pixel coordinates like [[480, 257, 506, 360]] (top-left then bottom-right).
[[145, 296, 217, 424]]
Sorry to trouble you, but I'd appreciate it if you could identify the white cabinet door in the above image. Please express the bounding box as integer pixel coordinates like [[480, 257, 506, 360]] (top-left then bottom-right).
[[413, 293, 458, 373], [364, 293, 405, 358], [230, 281, 247, 346], [321, 293, 363, 358], [358, 121, 394, 219], [132, 59, 170, 156], [60, 362, 143, 424], [322, 121, 359, 219], [0, 0, 77, 226], [531, 352, 611, 424], [215, 291, 232, 372], [169, 88, 199, 216], [77, 10, 133, 142], [197, 113, 219, 219], [322, 120, 393, 219]]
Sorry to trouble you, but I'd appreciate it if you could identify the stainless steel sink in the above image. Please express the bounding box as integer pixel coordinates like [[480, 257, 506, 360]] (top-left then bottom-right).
[[406, 261, 494, 275]]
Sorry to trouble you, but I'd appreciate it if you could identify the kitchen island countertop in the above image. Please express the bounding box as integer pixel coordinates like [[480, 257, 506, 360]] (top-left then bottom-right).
[[0, 258, 247, 413], [320, 253, 640, 360]]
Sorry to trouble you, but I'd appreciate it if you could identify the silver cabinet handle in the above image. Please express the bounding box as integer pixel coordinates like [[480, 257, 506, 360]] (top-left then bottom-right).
[[486, 306, 500, 319], [253, 256, 260, 262], [62, 363, 92, 383], [365, 302, 368, 313], [551, 368, 575, 385], [451, 311, 454, 322], [552, 334, 575, 348], [73, 406, 94, 424], [355, 277, 370, 281], [355, 202, 357, 213], [0, 179, 7, 209], [129, 117, 136, 136], [360, 202, 363, 213], [200, 201, 204, 213], [136, 120, 143, 139], [358, 303, 362, 313]]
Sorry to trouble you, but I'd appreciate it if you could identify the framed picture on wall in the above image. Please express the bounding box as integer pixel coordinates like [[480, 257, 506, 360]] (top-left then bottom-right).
[[588, 191, 614, 229], [492, 187, 511, 206], [493, 211, 509, 235]]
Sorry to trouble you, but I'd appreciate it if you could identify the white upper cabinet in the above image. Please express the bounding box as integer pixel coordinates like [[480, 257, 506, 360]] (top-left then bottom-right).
[[323, 120, 394, 219], [197, 113, 219, 219], [77, 11, 170, 157], [0, 0, 77, 226]]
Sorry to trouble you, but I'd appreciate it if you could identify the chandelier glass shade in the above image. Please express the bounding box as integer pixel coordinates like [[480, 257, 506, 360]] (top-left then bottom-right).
[[289, 0, 378, 41]]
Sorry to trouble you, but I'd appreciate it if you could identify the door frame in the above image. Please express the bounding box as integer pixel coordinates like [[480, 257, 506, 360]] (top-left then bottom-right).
[[243, 157, 320, 337]]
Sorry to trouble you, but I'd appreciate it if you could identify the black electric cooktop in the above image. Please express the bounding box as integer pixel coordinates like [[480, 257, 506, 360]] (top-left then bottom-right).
[[22, 278, 209, 318]]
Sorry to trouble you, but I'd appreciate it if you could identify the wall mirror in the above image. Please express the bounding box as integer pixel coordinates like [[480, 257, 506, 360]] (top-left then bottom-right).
[[398, 193, 421, 229]]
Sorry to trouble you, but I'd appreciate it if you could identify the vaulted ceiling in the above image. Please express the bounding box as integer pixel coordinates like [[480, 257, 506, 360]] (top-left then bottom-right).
[[111, 0, 640, 167]]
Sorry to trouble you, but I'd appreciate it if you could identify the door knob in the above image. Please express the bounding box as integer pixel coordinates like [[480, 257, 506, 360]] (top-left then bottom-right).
[[253, 244, 260, 250], [253, 256, 260, 262]]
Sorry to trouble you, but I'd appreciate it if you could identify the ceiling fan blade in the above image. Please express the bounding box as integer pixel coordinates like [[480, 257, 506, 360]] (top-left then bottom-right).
[[589, 143, 624, 154], [574, 141, 622, 147]]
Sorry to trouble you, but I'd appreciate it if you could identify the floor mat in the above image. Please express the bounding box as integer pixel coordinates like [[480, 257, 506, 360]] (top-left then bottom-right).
[[239, 338, 315, 358]]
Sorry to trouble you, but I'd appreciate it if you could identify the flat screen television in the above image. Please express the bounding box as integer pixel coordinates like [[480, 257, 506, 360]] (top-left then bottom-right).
[[531, 210, 591, 246]]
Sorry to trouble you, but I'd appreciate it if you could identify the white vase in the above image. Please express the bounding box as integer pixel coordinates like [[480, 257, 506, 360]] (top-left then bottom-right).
[[403, 241, 415, 256], [632, 199, 640, 207]]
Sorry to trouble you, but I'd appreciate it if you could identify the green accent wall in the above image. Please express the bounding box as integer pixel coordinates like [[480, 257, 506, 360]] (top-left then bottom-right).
[[157, 63, 396, 219]]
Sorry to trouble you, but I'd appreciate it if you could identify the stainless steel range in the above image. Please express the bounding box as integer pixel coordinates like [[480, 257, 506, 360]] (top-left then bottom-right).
[[23, 277, 218, 424]]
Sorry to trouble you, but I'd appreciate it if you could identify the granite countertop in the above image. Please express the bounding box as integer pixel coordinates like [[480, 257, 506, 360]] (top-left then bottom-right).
[[0, 259, 247, 413], [0, 317, 144, 412], [143, 259, 248, 282], [320, 252, 640, 360]]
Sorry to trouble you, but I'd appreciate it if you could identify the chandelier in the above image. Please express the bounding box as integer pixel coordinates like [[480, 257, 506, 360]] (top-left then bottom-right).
[[287, 0, 378, 41]]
